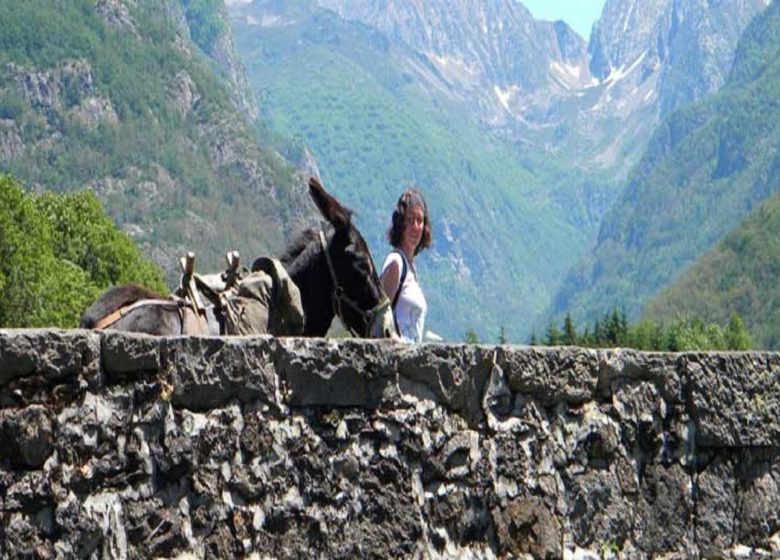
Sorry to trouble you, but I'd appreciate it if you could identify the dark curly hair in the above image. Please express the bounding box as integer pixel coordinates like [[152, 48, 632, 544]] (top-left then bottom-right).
[[387, 188, 432, 255]]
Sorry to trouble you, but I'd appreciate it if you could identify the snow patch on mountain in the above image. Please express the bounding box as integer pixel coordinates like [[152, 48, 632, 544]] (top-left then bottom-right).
[[604, 51, 647, 90], [494, 84, 519, 111]]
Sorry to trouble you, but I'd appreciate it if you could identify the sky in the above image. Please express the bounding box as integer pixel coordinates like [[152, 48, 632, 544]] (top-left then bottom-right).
[[521, 0, 608, 40]]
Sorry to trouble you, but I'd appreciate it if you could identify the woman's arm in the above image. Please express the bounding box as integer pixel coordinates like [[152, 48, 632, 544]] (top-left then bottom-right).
[[381, 259, 401, 303]]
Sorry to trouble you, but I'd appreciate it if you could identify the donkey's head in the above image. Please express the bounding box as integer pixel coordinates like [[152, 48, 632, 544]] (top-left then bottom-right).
[[309, 177, 395, 338]]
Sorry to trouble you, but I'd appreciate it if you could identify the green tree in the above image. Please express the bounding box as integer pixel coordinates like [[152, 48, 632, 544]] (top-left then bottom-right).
[[544, 321, 562, 346], [629, 319, 658, 350], [619, 310, 629, 344], [605, 309, 622, 346], [580, 326, 593, 347], [0, 175, 56, 326], [0, 175, 165, 328], [666, 316, 725, 351], [725, 313, 751, 350], [464, 329, 479, 344], [562, 313, 577, 346], [35, 190, 165, 291], [593, 318, 604, 346]]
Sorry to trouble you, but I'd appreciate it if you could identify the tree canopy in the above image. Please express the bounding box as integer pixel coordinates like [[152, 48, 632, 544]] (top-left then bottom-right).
[[0, 175, 165, 328], [530, 307, 752, 351]]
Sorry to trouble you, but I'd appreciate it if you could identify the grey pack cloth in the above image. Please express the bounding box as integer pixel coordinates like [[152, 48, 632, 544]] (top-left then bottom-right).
[[223, 257, 304, 336]]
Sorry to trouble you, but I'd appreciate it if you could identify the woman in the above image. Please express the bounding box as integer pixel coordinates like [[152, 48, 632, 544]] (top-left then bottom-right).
[[380, 188, 432, 342]]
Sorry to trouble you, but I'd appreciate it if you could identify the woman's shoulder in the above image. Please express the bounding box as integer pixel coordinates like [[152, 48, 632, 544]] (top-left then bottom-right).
[[382, 250, 405, 271]]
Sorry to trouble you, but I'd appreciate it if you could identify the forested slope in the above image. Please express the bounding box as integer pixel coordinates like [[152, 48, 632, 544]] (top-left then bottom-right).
[[548, 0, 780, 329], [0, 0, 313, 287], [643, 190, 780, 349]]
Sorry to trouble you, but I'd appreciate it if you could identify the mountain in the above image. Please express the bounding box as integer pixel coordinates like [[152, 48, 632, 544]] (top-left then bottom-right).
[[584, 0, 769, 170], [643, 189, 780, 349], [548, 0, 780, 331], [228, 0, 620, 341], [0, 0, 314, 285], [182, 0, 260, 123], [309, 0, 768, 173], [590, 0, 768, 115], [312, 0, 592, 112], [227, 0, 768, 340]]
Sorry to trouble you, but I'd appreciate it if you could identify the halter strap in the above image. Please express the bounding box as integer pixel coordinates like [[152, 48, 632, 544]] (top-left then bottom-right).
[[318, 230, 390, 337]]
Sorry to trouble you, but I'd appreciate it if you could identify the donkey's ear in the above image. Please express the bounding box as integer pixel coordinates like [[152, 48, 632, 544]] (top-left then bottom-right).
[[309, 177, 351, 230]]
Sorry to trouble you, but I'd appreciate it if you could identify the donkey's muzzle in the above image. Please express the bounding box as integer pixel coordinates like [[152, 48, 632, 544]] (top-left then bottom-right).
[[368, 298, 396, 339]]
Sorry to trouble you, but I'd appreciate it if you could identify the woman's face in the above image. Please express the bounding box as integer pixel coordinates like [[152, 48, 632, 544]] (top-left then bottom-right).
[[403, 203, 425, 250]]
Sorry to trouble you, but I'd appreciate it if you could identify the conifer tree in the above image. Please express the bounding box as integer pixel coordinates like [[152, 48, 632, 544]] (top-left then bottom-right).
[[545, 321, 562, 346], [593, 318, 603, 347], [580, 326, 593, 347], [619, 310, 629, 344], [498, 325, 508, 345], [606, 309, 621, 346], [562, 313, 577, 346]]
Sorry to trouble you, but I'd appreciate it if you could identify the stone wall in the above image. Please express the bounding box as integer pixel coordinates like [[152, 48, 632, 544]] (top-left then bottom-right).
[[1, 329, 779, 559]]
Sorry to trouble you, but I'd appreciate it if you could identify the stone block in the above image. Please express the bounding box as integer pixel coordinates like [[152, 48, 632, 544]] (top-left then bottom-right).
[[492, 496, 561, 558], [161, 336, 278, 411], [0, 405, 54, 469], [101, 330, 161, 381], [501, 346, 599, 406], [597, 349, 682, 403], [734, 454, 780, 548], [276, 337, 399, 408], [682, 353, 780, 446], [397, 342, 492, 426], [696, 456, 737, 556], [632, 462, 693, 554], [0, 329, 100, 388]]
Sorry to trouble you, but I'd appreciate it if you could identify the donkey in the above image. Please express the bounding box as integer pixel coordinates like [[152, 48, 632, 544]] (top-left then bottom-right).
[[80, 178, 396, 338]]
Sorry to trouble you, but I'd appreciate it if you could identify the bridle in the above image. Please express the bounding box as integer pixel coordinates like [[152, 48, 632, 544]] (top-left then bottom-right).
[[318, 230, 390, 337]]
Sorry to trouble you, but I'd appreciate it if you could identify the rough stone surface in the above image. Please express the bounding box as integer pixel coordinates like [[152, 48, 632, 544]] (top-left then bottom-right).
[[683, 353, 780, 446], [0, 329, 778, 558]]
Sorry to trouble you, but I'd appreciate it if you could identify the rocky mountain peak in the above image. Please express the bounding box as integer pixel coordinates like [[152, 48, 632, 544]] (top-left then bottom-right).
[[589, 0, 668, 80], [291, 0, 767, 169], [589, 0, 770, 118], [312, 0, 591, 100]]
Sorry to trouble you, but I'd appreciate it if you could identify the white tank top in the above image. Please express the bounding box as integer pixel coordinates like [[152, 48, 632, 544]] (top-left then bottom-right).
[[382, 251, 427, 343]]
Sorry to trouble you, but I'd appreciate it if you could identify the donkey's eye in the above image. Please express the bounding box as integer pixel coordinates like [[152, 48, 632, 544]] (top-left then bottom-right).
[[354, 256, 374, 277], [355, 257, 371, 273]]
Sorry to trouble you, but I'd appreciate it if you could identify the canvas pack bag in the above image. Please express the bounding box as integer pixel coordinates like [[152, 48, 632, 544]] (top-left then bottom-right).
[[222, 257, 304, 336]]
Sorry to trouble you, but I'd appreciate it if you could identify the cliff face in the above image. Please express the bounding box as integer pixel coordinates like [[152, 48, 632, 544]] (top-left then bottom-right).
[[590, 0, 769, 118], [1, 330, 779, 558]]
